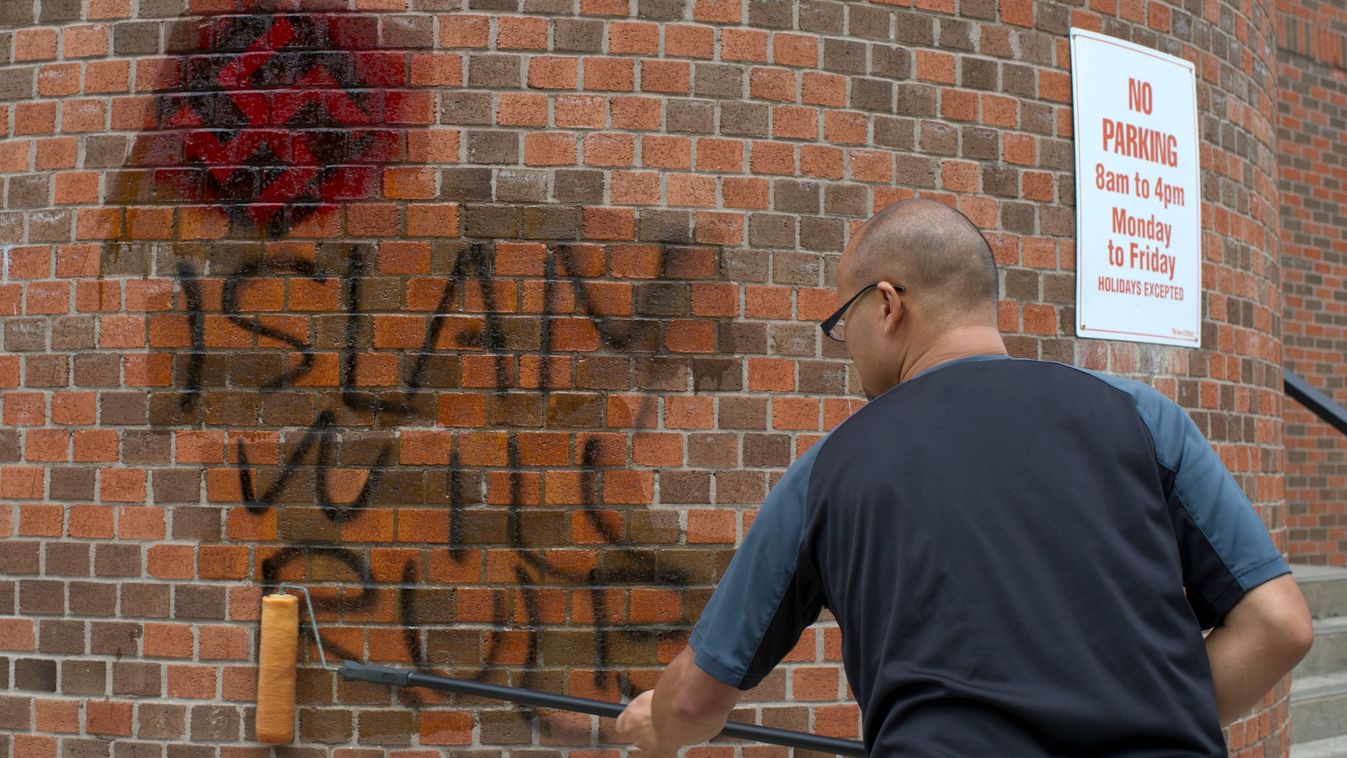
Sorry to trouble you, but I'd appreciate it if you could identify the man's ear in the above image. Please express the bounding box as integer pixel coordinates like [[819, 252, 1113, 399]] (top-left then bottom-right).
[[879, 282, 904, 334]]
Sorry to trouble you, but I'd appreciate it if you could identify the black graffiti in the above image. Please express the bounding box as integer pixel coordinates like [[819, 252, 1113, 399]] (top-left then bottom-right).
[[171, 240, 703, 712]]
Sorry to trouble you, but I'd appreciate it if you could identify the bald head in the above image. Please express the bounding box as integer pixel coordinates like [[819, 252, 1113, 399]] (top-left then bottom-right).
[[845, 199, 999, 327]]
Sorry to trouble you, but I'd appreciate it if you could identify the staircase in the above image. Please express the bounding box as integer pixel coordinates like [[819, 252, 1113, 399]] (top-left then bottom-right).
[[1290, 564, 1347, 757]]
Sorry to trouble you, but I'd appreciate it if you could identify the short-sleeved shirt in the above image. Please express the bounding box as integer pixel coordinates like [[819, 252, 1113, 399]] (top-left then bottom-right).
[[690, 355, 1289, 756]]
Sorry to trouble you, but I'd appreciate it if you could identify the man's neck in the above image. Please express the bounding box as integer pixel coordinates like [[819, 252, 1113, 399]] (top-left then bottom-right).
[[898, 326, 1009, 384]]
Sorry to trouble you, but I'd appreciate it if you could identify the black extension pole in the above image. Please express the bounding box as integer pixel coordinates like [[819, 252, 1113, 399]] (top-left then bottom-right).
[[341, 661, 866, 756]]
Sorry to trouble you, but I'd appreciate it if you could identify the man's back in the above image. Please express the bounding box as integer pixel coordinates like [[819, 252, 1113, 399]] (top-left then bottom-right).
[[811, 355, 1249, 754], [691, 356, 1288, 756]]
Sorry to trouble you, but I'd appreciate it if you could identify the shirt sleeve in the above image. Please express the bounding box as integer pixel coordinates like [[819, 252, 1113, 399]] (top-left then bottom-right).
[[688, 437, 827, 690], [1127, 382, 1291, 627]]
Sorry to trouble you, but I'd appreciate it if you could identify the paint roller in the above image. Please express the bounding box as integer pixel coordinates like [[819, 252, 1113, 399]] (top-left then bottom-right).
[[254, 586, 865, 755], [255, 585, 326, 745]]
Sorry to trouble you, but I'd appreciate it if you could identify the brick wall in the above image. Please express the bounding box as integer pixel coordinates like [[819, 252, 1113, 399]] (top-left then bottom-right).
[[0, 0, 1289, 756], [1277, 0, 1347, 568]]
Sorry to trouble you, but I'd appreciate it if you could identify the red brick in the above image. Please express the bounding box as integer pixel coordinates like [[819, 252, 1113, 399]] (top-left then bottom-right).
[[611, 95, 662, 129], [773, 33, 819, 67], [143, 622, 194, 658], [687, 509, 735, 543], [1039, 70, 1072, 103], [610, 171, 660, 205], [665, 319, 716, 353], [411, 52, 463, 87], [916, 50, 956, 84], [555, 95, 605, 128], [25, 429, 69, 462], [641, 135, 692, 169], [440, 15, 489, 47], [1000, 0, 1035, 24], [801, 145, 845, 179], [1, 466, 44, 499], [749, 141, 795, 175], [1004, 134, 1038, 165], [168, 664, 217, 699], [497, 16, 548, 49], [5, 393, 46, 426], [38, 64, 80, 97], [62, 100, 107, 133], [722, 176, 769, 209], [748, 358, 795, 391], [64, 25, 110, 58], [610, 21, 660, 55], [420, 711, 473, 746], [803, 72, 847, 107], [583, 58, 635, 92], [583, 133, 635, 167], [528, 56, 578, 89], [15, 102, 57, 135], [379, 166, 436, 199], [20, 504, 62, 537], [12, 737, 56, 758], [641, 60, 691, 94], [0, 139, 29, 172], [54, 172, 99, 204], [722, 28, 769, 62], [773, 106, 819, 140], [580, 0, 629, 15], [665, 24, 714, 58], [524, 132, 577, 166], [823, 110, 868, 144], [773, 397, 821, 430], [693, 0, 740, 22], [941, 88, 979, 121], [119, 506, 165, 540], [34, 699, 79, 734], [85, 60, 131, 94], [16, 29, 59, 62], [792, 667, 840, 700], [940, 159, 980, 192], [668, 173, 717, 207], [694, 211, 744, 245], [750, 67, 797, 102], [583, 207, 636, 240], [0, 618, 37, 652], [667, 395, 717, 428], [87, 701, 133, 736]]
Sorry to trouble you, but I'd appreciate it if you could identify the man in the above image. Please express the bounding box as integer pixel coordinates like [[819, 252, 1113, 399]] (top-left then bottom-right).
[[616, 199, 1313, 756]]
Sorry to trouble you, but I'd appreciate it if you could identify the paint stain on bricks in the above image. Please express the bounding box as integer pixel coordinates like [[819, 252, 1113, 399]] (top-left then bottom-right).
[[118, 6, 412, 238]]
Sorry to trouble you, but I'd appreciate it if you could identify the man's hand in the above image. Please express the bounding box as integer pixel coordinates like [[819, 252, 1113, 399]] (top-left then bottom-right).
[[616, 690, 677, 757], [615, 646, 744, 755]]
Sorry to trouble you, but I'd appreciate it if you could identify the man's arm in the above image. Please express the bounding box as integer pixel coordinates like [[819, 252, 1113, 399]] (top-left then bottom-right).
[[616, 645, 742, 755], [1204, 573, 1313, 725]]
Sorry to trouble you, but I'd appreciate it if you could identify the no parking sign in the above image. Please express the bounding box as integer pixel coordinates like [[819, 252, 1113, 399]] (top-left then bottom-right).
[[1070, 29, 1202, 348]]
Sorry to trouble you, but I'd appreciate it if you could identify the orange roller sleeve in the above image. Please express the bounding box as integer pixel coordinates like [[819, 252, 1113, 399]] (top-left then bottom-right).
[[255, 593, 299, 744]]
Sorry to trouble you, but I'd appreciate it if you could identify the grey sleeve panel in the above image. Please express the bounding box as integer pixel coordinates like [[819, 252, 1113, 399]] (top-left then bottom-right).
[[689, 437, 826, 690], [1085, 370, 1290, 618]]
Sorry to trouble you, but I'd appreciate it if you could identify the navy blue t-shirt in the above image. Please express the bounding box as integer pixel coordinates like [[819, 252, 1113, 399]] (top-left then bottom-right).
[[690, 356, 1289, 756]]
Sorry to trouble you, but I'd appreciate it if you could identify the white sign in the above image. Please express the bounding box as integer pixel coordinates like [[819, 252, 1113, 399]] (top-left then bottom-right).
[[1071, 29, 1202, 347]]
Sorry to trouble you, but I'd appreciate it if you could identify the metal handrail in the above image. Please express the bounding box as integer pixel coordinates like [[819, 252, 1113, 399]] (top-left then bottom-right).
[[1285, 370, 1347, 437]]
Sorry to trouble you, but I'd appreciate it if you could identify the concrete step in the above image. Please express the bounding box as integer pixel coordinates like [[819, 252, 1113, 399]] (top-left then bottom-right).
[[1290, 566, 1347, 747], [1293, 564, 1347, 619], [1291, 734, 1347, 758], [1292, 671, 1347, 744], [1295, 616, 1347, 679]]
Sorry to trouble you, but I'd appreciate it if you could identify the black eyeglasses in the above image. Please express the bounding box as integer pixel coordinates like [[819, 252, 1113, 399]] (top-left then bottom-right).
[[820, 281, 904, 342]]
